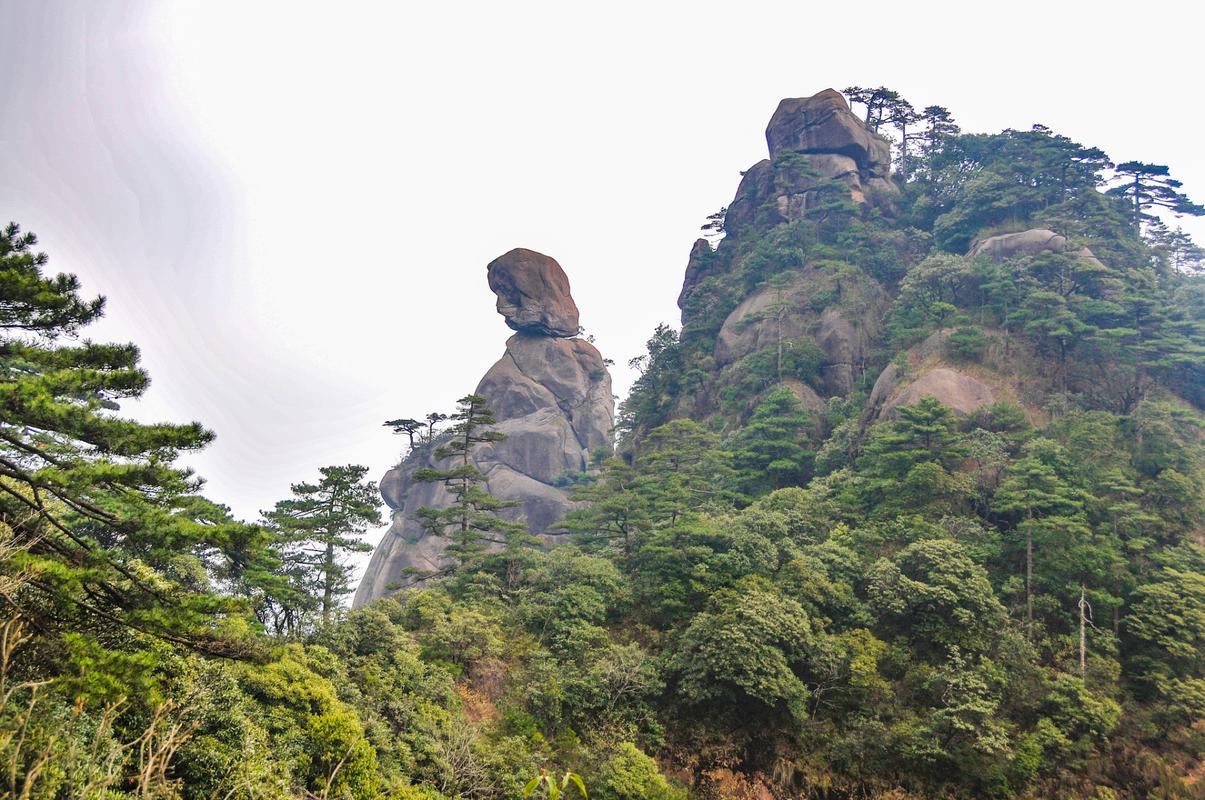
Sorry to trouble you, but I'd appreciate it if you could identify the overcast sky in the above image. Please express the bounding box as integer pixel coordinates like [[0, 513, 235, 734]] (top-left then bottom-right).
[[3, 1, 1203, 572]]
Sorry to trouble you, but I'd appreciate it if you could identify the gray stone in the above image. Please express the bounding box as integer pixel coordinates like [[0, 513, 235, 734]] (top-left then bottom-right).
[[355, 255, 613, 606], [714, 266, 887, 397], [487, 248, 581, 337], [968, 228, 1105, 270], [765, 89, 892, 176]]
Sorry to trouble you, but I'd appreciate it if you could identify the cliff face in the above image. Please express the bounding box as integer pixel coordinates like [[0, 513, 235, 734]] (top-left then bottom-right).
[[354, 249, 613, 606], [670, 89, 899, 426]]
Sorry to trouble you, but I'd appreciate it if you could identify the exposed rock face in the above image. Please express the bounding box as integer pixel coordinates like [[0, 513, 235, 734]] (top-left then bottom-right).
[[714, 265, 888, 397], [968, 228, 1105, 268], [865, 328, 1051, 424], [678, 238, 716, 310], [681, 89, 897, 314], [765, 89, 892, 176], [881, 367, 996, 415], [355, 252, 612, 606], [487, 248, 580, 337]]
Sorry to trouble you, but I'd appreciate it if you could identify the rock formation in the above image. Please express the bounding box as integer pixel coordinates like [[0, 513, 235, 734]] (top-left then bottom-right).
[[765, 89, 892, 175], [714, 90, 897, 244], [865, 230, 1114, 422], [674, 88, 896, 422], [487, 248, 581, 337], [713, 265, 888, 397], [355, 250, 612, 606], [968, 228, 1106, 268]]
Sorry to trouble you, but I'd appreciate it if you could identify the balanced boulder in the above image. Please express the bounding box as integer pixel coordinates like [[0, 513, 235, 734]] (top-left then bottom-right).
[[355, 249, 611, 605], [765, 89, 892, 176], [487, 248, 581, 337]]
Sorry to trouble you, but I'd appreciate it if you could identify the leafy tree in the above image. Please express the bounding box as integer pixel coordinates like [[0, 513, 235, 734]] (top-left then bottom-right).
[[261, 464, 382, 631], [887, 97, 922, 177], [868, 539, 1007, 655], [993, 438, 1091, 634], [384, 417, 426, 449], [588, 742, 684, 800], [636, 419, 739, 525], [670, 578, 813, 723], [617, 324, 682, 442], [1124, 543, 1205, 719], [843, 85, 901, 131], [561, 457, 650, 558], [855, 398, 972, 515]]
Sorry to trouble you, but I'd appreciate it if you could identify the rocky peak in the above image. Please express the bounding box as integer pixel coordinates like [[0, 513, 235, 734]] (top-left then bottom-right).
[[355, 250, 612, 606], [765, 88, 892, 177], [487, 248, 581, 337]]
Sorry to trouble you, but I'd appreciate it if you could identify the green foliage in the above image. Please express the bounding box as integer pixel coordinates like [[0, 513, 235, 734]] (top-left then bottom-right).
[[587, 742, 683, 800], [670, 578, 813, 722], [8, 84, 1205, 800], [258, 464, 382, 633], [413, 394, 533, 577], [731, 386, 815, 494]]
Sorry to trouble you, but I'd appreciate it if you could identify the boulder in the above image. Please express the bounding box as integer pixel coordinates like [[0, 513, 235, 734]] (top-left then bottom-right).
[[765, 89, 892, 176], [968, 228, 1105, 269], [487, 248, 580, 337], [356, 254, 613, 606], [865, 328, 1048, 424]]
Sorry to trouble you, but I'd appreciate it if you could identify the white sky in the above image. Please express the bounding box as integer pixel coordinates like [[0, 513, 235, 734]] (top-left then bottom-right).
[[3, 1, 1204, 576]]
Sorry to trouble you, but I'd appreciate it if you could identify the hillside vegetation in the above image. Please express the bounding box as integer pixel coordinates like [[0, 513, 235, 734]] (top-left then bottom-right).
[[1, 87, 1203, 799]]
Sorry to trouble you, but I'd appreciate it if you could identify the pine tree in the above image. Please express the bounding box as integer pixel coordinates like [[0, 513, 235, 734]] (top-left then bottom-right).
[[733, 387, 814, 495], [561, 456, 651, 559], [1107, 161, 1205, 231], [0, 222, 262, 656], [262, 464, 382, 630], [412, 394, 530, 576], [993, 438, 1090, 635]]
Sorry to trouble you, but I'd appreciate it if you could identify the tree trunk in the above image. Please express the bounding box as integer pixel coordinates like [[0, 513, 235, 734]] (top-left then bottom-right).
[[322, 540, 335, 627], [1078, 586, 1088, 680], [1025, 520, 1034, 636]]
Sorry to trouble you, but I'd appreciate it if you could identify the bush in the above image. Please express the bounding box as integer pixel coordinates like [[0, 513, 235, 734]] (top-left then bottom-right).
[[589, 742, 685, 800]]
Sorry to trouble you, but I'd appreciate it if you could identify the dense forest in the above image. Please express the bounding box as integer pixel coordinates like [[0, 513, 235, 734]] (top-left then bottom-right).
[[1, 86, 1203, 799]]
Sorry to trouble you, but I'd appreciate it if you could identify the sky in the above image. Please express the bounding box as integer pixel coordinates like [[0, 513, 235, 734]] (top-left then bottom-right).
[[2, 1, 1203, 577]]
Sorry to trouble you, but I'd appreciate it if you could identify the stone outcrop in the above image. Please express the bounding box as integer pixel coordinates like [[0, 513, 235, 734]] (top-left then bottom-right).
[[714, 265, 888, 397], [355, 251, 612, 606], [682, 89, 896, 314], [865, 328, 1054, 425], [765, 89, 892, 176], [487, 248, 581, 337], [968, 228, 1105, 269]]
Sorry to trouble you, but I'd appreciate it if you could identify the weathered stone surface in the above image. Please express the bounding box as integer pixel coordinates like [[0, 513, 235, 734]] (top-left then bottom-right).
[[355, 256, 612, 606], [714, 266, 887, 396], [678, 238, 716, 310], [765, 89, 892, 176], [968, 228, 1105, 269], [866, 328, 1039, 423], [487, 248, 580, 337], [723, 159, 775, 239], [780, 378, 827, 415], [882, 367, 996, 415]]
